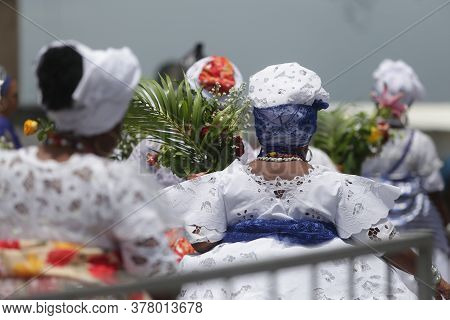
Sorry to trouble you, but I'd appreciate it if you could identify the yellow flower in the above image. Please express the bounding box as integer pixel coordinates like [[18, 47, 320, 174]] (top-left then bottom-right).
[[23, 119, 39, 136], [53, 241, 80, 250], [12, 253, 44, 277], [368, 127, 382, 144]]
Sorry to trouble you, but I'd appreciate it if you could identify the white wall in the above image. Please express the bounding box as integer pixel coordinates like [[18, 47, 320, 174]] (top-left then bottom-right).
[[18, 0, 450, 106]]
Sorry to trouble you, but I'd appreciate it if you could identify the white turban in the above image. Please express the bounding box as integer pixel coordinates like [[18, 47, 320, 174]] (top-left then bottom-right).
[[249, 62, 329, 109], [36, 40, 141, 136], [372, 59, 425, 106]]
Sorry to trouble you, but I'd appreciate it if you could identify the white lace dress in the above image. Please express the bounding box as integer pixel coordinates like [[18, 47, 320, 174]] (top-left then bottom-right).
[[362, 128, 448, 279], [162, 160, 416, 299], [0, 146, 176, 297]]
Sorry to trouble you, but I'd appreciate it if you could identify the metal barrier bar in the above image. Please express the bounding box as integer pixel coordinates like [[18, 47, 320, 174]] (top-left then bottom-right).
[[310, 264, 317, 300], [15, 232, 434, 300], [348, 257, 354, 300], [416, 235, 434, 299], [386, 261, 392, 299]]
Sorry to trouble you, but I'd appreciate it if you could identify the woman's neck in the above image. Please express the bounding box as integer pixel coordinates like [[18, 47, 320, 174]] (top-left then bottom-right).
[[37, 144, 78, 162], [249, 160, 312, 181]]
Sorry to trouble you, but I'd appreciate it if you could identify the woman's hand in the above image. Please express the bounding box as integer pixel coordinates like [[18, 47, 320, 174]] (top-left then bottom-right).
[[435, 279, 450, 300]]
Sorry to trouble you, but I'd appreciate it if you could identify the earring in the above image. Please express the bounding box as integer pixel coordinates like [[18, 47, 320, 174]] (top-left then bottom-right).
[[305, 148, 313, 163]]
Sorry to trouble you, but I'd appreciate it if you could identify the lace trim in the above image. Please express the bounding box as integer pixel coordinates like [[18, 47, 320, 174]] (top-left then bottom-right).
[[243, 164, 321, 189]]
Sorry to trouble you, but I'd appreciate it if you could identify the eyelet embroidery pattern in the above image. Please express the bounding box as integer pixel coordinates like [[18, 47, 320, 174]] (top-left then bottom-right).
[[0, 147, 177, 279], [242, 165, 325, 214]]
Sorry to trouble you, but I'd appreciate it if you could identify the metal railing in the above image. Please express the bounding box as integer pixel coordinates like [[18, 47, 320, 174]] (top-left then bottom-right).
[[17, 231, 434, 300]]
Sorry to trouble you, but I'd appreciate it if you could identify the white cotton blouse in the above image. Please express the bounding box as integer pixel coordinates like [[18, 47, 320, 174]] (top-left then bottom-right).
[[163, 160, 400, 244], [0, 146, 176, 276]]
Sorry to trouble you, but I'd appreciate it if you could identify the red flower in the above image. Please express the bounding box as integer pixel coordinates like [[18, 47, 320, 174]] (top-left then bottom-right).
[[200, 126, 210, 138], [173, 238, 195, 261], [0, 240, 20, 249], [146, 153, 159, 166], [88, 263, 117, 284], [46, 249, 77, 266], [199, 56, 235, 94], [88, 253, 121, 268], [88, 253, 120, 284]]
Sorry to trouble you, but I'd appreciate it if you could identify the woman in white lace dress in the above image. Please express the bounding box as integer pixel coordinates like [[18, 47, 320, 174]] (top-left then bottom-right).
[[0, 41, 176, 298], [162, 63, 450, 300], [362, 60, 449, 279]]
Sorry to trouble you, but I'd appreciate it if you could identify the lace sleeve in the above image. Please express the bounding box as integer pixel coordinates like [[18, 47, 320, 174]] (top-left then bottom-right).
[[107, 163, 177, 276], [336, 175, 401, 239], [350, 218, 398, 256], [163, 172, 227, 244], [119, 237, 176, 277]]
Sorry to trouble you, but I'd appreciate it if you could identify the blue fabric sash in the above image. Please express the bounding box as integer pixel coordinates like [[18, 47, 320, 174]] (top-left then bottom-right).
[[383, 129, 415, 178], [222, 219, 337, 245]]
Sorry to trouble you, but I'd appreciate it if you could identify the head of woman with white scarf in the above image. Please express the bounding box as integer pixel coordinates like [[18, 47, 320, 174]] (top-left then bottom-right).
[[36, 40, 141, 158], [249, 62, 329, 163], [371, 59, 425, 127]]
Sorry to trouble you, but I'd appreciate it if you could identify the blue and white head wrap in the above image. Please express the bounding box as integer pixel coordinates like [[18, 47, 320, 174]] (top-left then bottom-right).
[[249, 63, 329, 155]]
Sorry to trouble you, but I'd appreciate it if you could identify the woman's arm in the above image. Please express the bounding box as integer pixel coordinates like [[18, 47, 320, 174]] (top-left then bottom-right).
[[351, 218, 449, 299], [191, 241, 220, 254], [383, 250, 450, 299]]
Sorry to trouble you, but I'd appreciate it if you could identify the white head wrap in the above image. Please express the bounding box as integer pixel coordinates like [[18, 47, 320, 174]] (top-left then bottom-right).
[[36, 40, 141, 136], [249, 63, 329, 153], [186, 56, 243, 99], [249, 62, 329, 109], [372, 59, 425, 106]]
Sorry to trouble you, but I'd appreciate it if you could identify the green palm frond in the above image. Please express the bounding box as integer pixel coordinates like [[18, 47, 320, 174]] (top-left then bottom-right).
[[312, 105, 386, 175], [124, 75, 250, 178]]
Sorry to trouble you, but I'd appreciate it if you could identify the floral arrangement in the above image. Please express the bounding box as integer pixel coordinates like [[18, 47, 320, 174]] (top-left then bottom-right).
[[312, 106, 391, 175], [124, 75, 251, 178], [23, 118, 54, 141], [198, 56, 235, 94]]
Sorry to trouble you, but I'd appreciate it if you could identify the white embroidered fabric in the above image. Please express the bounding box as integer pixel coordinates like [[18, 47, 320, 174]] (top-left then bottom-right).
[[362, 128, 444, 192], [162, 160, 414, 299], [127, 139, 183, 188], [249, 63, 329, 108], [0, 147, 177, 277], [165, 160, 400, 243]]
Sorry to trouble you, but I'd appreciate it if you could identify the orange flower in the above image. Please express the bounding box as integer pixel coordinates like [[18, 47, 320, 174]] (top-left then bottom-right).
[[23, 119, 39, 136]]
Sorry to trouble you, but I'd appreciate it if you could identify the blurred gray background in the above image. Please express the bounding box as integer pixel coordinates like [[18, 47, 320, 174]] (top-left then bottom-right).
[[16, 0, 450, 106]]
